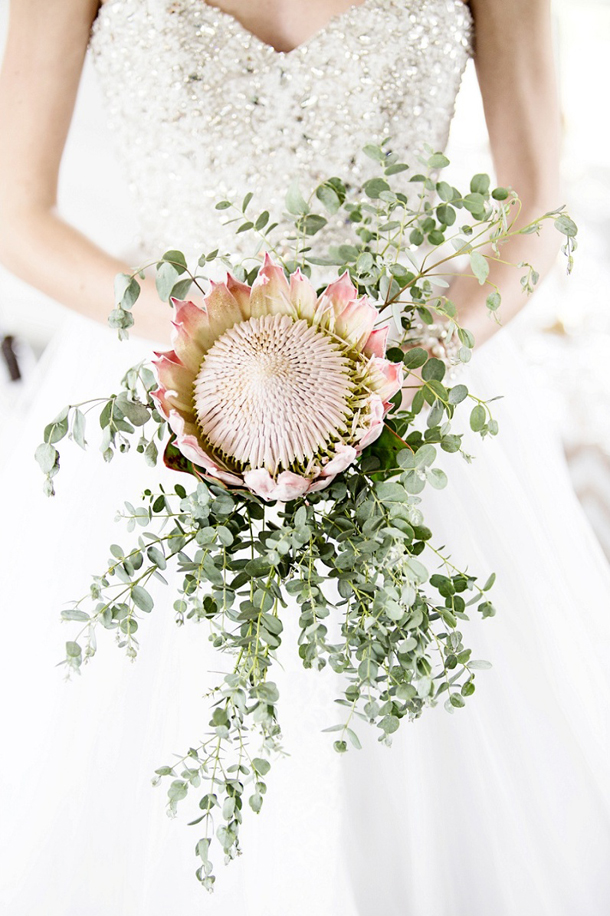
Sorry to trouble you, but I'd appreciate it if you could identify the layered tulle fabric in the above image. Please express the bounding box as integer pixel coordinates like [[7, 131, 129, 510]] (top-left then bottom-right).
[[1, 313, 610, 916]]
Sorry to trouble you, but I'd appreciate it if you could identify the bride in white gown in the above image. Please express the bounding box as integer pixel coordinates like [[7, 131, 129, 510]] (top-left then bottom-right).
[[1, 1, 609, 914]]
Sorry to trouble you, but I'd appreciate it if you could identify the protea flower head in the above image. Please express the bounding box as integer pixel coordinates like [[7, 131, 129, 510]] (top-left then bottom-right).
[[152, 254, 402, 501]]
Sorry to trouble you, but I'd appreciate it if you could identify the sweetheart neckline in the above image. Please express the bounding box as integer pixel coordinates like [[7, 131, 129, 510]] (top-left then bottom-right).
[[199, 0, 377, 57], [96, 0, 384, 59], [96, 1, 473, 62]]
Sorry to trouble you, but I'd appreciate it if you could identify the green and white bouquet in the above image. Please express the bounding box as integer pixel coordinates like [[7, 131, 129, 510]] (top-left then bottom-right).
[[37, 142, 576, 890]]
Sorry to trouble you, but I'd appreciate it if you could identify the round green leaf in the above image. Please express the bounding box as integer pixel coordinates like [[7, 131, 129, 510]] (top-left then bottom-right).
[[470, 405, 486, 432], [35, 442, 59, 474], [448, 384, 468, 405], [252, 757, 271, 776], [131, 585, 154, 613]]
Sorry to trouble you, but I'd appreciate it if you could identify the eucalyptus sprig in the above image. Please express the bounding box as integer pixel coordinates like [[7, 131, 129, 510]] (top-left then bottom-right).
[[107, 141, 575, 396]]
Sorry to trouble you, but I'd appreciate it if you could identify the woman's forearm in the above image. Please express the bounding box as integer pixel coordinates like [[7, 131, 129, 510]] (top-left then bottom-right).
[[463, 0, 561, 348], [0, 207, 171, 343], [448, 201, 562, 348], [0, 0, 172, 338]]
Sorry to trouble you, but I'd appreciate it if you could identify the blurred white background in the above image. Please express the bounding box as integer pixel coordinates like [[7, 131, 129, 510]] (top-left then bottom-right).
[[1, 0, 609, 552]]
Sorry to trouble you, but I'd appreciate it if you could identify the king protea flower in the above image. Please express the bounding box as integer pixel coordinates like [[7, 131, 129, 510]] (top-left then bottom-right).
[[152, 254, 402, 501]]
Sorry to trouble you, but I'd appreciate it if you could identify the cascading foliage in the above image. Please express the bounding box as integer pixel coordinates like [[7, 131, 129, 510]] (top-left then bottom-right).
[[36, 141, 577, 891]]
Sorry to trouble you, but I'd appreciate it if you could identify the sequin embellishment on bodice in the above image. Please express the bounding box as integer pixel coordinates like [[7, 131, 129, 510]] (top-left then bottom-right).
[[90, 0, 472, 259]]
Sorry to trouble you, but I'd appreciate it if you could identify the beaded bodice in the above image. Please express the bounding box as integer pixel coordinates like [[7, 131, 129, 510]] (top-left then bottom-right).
[[90, 0, 472, 260]]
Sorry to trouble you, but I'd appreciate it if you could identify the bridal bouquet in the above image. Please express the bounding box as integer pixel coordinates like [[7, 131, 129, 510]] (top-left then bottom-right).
[[37, 142, 576, 889]]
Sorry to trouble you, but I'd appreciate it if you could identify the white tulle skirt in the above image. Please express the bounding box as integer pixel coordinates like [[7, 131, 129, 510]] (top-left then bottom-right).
[[1, 311, 609, 916]]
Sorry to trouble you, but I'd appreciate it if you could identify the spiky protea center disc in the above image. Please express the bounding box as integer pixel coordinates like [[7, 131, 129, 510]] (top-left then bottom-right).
[[193, 314, 353, 473]]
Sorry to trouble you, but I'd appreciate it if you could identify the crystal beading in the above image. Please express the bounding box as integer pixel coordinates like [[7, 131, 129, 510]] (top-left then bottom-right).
[[89, 0, 473, 263]]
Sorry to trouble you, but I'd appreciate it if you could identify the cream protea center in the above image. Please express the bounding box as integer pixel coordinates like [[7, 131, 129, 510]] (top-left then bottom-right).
[[152, 253, 403, 501], [194, 314, 353, 474]]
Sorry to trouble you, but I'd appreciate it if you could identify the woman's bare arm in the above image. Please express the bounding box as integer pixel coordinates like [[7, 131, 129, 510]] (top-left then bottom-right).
[[0, 0, 169, 341], [450, 0, 562, 346]]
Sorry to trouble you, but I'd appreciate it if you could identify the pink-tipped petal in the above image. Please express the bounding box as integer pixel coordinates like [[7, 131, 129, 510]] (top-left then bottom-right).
[[321, 444, 358, 477], [272, 471, 313, 501], [152, 351, 197, 415], [170, 298, 204, 331], [243, 467, 311, 502], [170, 299, 217, 369], [167, 409, 243, 484], [166, 408, 212, 464], [151, 386, 181, 419], [249, 253, 294, 318], [243, 468, 275, 499], [358, 421, 385, 450], [210, 467, 246, 487], [318, 270, 359, 313], [369, 394, 386, 424], [333, 297, 378, 351], [355, 396, 386, 450], [225, 273, 253, 319], [289, 268, 318, 321], [170, 423, 214, 468], [203, 281, 245, 341], [314, 271, 358, 332], [363, 325, 389, 359], [307, 477, 334, 494], [369, 357, 404, 402]]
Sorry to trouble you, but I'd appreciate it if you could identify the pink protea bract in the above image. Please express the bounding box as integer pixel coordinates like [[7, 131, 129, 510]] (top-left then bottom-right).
[[152, 254, 402, 501]]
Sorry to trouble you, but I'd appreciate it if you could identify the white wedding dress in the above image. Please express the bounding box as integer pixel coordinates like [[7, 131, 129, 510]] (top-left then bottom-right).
[[1, 1, 610, 914]]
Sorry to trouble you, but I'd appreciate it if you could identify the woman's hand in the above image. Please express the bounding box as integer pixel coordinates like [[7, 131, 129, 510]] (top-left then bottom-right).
[[447, 202, 563, 350]]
